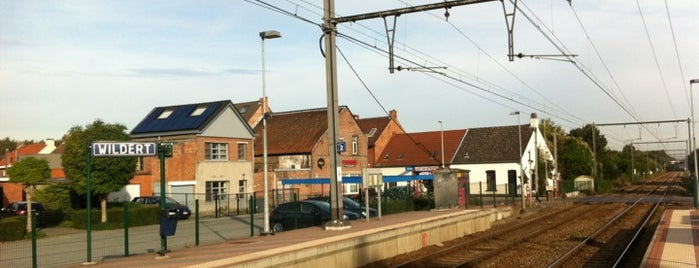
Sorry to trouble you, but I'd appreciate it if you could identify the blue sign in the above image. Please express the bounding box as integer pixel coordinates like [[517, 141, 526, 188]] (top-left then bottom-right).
[[92, 142, 158, 157], [336, 141, 347, 153]]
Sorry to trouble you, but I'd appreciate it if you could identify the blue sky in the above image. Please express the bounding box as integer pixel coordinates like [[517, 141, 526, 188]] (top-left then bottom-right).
[[1, 1, 698, 154]]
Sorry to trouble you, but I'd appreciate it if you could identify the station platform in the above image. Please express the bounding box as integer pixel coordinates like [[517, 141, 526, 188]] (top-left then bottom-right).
[[66, 208, 504, 268], [642, 209, 699, 267]]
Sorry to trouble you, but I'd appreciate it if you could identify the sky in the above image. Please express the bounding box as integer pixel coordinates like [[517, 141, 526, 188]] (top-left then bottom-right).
[[1, 1, 698, 156]]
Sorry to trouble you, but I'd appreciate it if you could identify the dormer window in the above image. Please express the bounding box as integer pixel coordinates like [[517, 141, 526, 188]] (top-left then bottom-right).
[[190, 106, 207, 116], [157, 109, 174, 119], [368, 128, 377, 137]]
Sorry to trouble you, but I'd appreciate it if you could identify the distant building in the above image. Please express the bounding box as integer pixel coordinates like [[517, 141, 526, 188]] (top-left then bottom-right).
[[0, 139, 64, 207], [128, 100, 255, 212], [254, 106, 368, 200]]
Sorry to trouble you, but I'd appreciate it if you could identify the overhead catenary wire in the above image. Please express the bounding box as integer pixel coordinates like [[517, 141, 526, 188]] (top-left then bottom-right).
[[634, 0, 678, 119], [246, 0, 685, 149]]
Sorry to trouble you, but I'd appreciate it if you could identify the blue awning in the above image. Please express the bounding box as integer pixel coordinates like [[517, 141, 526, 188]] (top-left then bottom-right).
[[281, 175, 432, 185]]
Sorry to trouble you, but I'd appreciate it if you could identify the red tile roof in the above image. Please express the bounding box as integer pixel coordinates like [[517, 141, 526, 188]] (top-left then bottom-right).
[[254, 107, 350, 156], [375, 129, 467, 167]]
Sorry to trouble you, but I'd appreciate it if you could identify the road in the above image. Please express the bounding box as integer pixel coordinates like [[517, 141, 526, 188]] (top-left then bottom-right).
[[0, 214, 264, 268]]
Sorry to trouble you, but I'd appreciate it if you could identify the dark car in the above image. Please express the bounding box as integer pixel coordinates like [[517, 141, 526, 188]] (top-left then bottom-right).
[[306, 196, 378, 218], [1, 201, 45, 223], [131, 196, 191, 219], [269, 200, 360, 232]]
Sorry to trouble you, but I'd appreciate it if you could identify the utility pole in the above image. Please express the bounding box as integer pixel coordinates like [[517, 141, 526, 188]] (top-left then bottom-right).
[[321, 0, 510, 230]]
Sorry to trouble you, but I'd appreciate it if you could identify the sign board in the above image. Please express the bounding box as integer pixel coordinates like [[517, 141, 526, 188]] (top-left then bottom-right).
[[92, 142, 157, 157], [362, 168, 383, 187], [336, 141, 347, 153]]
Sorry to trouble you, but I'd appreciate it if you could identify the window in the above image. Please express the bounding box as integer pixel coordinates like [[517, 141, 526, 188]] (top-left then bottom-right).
[[157, 109, 174, 119], [237, 143, 247, 161], [351, 135, 358, 155], [238, 105, 249, 114], [486, 170, 496, 192], [206, 181, 228, 201], [368, 128, 377, 137], [238, 179, 246, 193], [397, 153, 404, 160], [383, 153, 390, 159], [205, 143, 228, 160], [136, 157, 144, 171], [190, 105, 207, 116]]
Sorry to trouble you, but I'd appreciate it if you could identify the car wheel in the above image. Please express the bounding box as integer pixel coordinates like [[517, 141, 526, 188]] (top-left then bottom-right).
[[272, 222, 284, 233]]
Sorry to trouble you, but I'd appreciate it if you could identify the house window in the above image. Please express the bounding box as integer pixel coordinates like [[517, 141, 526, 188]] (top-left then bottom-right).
[[157, 109, 174, 119], [237, 143, 247, 161], [486, 170, 496, 192], [205, 143, 228, 160], [351, 135, 358, 155], [190, 105, 207, 116], [206, 181, 228, 201], [136, 157, 144, 171]]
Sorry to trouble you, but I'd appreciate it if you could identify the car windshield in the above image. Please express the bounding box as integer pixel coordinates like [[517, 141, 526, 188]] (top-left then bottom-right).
[[164, 197, 180, 205], [344, 198, 361, 209]]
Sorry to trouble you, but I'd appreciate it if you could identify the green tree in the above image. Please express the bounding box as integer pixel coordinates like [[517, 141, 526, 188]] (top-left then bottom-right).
[[569, 124, 607, 155], [62, 120, 136, 223], [558, 137, 593, 181], [7, 157, 51, 232], [0, 137, 17, 156]]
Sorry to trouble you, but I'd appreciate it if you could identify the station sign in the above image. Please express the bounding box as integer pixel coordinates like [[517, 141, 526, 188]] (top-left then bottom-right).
[[336, 141, 347, 153], [92, 141, 158, 157]]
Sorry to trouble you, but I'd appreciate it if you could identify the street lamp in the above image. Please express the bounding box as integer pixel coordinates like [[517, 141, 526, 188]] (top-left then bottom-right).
[[439, 120, 445, 168], [260, 30, 281, 235], [509, 111, 525, 211], [691, 78, 699, 208]]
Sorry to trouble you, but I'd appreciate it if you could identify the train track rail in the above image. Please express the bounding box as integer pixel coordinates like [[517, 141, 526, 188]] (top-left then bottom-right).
[[380, 172, 682, 268], [546, 173, 674, 267]]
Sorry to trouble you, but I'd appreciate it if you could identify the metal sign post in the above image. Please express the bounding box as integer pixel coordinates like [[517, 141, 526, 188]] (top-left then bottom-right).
[[87, 141, 161, 261]]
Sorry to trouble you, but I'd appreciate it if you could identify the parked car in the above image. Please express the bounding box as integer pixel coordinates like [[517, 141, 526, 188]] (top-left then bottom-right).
[[1, 201, 45, 224], [131, 196, 191, 219], [306, 196, 378, 218], [269, 200, 360, 232]]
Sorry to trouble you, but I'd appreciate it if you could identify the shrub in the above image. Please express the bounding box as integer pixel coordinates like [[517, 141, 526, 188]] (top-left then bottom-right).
[[70, 205, 159, 230], [0, 216, 27, 241]]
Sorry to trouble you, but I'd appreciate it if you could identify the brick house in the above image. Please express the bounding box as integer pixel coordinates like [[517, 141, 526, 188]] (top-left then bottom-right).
[[254, 106, 368, 200], [355, 109, 405, 168], [128, 100, 255, 212], [0, 139, 64, 207]]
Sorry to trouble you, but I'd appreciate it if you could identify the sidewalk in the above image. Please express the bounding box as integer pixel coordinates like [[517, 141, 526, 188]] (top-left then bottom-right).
[[642, 209, 699, 267]]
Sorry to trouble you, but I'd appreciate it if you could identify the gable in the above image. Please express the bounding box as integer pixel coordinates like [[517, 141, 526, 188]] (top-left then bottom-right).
[[201, 106, 255, 139]]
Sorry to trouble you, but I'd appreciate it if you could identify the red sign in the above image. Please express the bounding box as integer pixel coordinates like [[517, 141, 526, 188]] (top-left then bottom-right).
[[341, 159, 358, 166]]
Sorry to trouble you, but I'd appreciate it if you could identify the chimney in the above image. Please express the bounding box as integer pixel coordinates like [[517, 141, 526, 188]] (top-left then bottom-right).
[[530, 113, 538, 128], [389, 109, 397, 122]]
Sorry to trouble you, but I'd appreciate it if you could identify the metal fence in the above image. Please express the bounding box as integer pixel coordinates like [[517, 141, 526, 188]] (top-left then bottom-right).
[[161, 188, 299, 218], [0, 203, 264, 268]]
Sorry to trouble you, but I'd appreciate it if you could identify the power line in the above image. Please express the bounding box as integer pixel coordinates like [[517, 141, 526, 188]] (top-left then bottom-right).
[[634, 0, 678, 118]]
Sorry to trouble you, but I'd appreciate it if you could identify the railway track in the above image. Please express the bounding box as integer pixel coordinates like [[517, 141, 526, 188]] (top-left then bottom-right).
[[369, 172, 685, 268]]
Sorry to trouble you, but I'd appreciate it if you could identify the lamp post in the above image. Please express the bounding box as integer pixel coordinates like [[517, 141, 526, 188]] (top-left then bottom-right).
[[260, 30, 281, 235], [510, 111, 525, 211], [691, 78, 699, 208], [439, 120, 445, 168]]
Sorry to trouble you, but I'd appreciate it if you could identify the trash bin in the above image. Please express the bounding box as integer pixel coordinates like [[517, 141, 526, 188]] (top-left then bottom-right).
[[159, 210, 178, 237]]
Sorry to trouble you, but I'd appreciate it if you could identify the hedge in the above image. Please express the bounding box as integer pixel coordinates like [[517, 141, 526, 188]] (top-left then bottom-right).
[[70, 206, 160, 230], [0, 216, 27, 241]]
